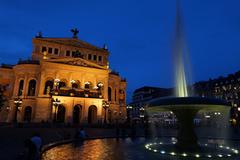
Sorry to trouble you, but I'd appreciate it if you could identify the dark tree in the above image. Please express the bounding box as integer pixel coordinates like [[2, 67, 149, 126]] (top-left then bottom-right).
[[0, 85, 6, 111]]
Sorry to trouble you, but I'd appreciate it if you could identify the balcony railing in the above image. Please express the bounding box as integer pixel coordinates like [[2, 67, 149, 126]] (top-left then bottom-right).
[[52, 87, 103, 98]]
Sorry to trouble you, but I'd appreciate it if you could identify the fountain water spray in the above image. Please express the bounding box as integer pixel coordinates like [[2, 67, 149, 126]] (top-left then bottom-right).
[[147, 0, 231, 153], [174, 0, 188, 97]]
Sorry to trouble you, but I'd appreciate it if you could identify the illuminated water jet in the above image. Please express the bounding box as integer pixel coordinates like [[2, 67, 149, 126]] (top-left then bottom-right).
[[147, 0, 231, 152], [174, 0, 189, 97]]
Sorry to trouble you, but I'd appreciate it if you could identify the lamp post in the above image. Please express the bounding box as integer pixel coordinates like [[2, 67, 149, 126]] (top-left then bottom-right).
[[70, 80, 76, 96], [97, 82, 104, 98], [52, 98, 61, 122], [54, 79, 60, 94], [139, 107, 145, 123], [13, 97, 22, 124], [126, 105, 133, 122], [102, 100, 110, 124]]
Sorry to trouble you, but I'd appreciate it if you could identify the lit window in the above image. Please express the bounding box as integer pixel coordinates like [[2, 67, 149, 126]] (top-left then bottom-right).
[[18, 80, 24, 96], [27, 79, 36, 96]]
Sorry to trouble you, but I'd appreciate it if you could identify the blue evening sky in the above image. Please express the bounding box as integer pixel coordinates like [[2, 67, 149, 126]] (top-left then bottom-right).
[[0, 0, 240, 102]]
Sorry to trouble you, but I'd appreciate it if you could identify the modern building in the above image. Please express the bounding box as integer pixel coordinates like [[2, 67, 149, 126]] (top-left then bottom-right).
[[0, 30, 127, 124], [193, 72, 240, 123], [193, 72, 240, 106], [129, 86, 171, 119]]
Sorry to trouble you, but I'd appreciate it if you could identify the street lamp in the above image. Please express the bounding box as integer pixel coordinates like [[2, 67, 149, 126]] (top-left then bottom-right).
[[102, 100, 110, 124], [13, 97, 22, 124], [70, 80, 76, 96], [139, 107, 145, 122], [54, 79, 60, 92], [52, 98, 61, 122], [70, 80, 76, 89], [126, 105, 133, 122]]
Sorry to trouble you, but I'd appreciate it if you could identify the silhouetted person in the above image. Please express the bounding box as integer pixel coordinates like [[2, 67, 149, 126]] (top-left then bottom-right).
[[30, 133, 42, 160], [75, 127, 87, 142], [24, 139, 37, 160]]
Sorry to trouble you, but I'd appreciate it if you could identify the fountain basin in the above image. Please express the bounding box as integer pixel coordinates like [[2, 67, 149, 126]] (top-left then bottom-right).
[[147, 97, 231, 151], [147, 96, 230, 111]]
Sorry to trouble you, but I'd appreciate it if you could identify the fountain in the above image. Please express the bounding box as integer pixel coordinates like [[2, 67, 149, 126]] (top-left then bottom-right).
[[147, 0, 231, 154], [41, 1, 238, 160]]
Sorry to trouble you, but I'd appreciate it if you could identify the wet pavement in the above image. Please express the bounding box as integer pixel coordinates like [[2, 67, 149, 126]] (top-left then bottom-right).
[[42, 138, 240, 160]]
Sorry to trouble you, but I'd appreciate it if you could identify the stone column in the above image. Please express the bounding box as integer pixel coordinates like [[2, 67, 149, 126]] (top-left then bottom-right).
[[23, 74, 28, 97]]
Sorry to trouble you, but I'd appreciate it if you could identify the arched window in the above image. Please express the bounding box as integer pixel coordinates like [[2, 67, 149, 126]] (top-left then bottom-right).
[[57, 105, 65, 123], [23, 106, 32, 122], [108, 87, 112, 101], [18, 80, 24, 96], [59, 81, 66, 89], [85, 82, 92, 89], [44, 80, 54, 95], [88, 105, 97, 124], [71, 80, 80, 89], [73, 105, 82, 124], [27, 79, 36, 96]]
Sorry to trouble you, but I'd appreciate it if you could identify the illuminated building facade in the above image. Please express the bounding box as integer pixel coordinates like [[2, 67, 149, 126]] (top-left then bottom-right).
[[0, 32, 127, 124]]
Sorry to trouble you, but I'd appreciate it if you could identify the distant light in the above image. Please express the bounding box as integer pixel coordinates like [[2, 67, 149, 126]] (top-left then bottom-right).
[[145, 142, 239, 158], [205, 115, 210, 118], [70, 80, 76, 84], [170, 152, 176, 156], [218, 154, 223, 157], [182, 153, 187, 157]]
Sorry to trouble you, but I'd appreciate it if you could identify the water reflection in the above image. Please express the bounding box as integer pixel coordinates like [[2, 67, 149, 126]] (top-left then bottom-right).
[[42, 138, 240, 160]]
